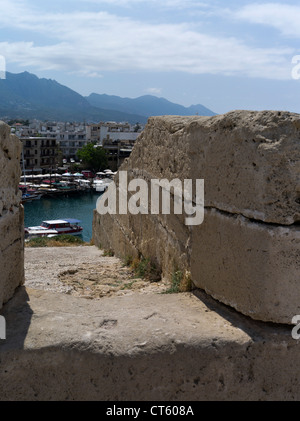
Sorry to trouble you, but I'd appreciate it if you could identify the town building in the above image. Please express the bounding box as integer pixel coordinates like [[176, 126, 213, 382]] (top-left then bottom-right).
[[21, 137, 58, 173], [86, 121, 142, 146], [58, 129, 88, 161], [13, 119, 144, 172]]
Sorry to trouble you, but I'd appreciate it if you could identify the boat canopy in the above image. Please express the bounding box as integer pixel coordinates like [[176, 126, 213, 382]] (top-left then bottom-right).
[[43, 220, 70, 224], [42, 219, 81, 225]]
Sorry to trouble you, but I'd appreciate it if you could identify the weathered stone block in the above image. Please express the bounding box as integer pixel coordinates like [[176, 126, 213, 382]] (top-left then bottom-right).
[[93, 111, 300, 324], [128, 111, 300, 225], [0, 121, 24, 308], [190, 209, 300, 324]]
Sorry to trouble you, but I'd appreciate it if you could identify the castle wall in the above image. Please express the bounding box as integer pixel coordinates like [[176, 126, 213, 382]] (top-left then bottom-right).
[[93, 111, 300, 324], [0, 121, 24, 308]]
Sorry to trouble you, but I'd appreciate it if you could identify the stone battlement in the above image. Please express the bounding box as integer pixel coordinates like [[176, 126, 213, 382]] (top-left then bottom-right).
[[1, 114, 300, 401], [93, 111, 300, 324]]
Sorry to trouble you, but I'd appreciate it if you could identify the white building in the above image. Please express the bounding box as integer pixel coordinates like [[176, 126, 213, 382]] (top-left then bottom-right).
[[11, 119, 143, 164], [58, 130, 88, 160], [86, 122, 142, 146]]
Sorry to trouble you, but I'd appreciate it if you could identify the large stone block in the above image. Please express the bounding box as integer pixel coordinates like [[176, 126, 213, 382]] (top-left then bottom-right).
[[128, 111, 300, 225], [93, 111, 300, 324], [0, 122, 22, 214], [190, 209, 300, 324], [0, 121, 24, 308]]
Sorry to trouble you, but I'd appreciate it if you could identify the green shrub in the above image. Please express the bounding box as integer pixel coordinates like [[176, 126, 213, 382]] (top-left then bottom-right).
[[25, 237, 49, 247], [51, 235, 85, 244], [131, 256, 161, 282], [26, 235, 86, 247], [163, 270, 193, 294], [163, 270, 183, 294], [123, 255, 133, 267], [103, 248, 115, 257]]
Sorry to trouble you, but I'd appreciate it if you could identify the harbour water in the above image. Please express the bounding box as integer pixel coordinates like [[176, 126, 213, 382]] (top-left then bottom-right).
[[23, 191, 103, 242]]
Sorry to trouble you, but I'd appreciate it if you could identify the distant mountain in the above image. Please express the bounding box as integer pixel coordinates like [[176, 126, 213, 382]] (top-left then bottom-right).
[[0, 71, 216, 123], [0, 72, 148, 123], [86, 93, 216, 117]]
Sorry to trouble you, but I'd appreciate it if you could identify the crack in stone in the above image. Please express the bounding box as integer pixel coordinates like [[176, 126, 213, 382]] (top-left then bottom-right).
[[204, 206, 300, 229]]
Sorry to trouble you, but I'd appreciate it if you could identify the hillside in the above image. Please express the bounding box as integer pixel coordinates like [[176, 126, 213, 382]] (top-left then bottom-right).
[[0, 71, 216, 123], [0, 72, 148, 123], [86, 93, 216, 117]]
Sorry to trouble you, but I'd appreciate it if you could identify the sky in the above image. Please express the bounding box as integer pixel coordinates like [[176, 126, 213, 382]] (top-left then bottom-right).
[[1, 0, 300, 114]]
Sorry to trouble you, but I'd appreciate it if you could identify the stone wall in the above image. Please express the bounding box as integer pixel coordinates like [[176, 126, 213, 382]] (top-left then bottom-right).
[[0, 113, 300, 401], [0, 121, 24, 308], [93, 111, 300, 324]]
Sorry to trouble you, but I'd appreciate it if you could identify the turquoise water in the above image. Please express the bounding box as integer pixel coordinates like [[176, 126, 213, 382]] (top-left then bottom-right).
[[23, 192, 102, 242]]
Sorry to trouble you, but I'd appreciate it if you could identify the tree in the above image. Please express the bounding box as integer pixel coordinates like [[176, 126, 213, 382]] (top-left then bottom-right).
[[77, 142, 108, 173], [134, 122, 141, 132]]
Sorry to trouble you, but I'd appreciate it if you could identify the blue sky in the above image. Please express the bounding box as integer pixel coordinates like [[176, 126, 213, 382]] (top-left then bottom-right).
[[1, 0, 300, 114]]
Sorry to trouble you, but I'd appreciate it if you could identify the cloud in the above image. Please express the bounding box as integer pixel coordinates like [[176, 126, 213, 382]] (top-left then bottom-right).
[[69, 0, 211, 9], [146, 87, 162, 95], [235, 3, 300, 38], [72, 70, 104, 78], [0, 0, 294, 80]]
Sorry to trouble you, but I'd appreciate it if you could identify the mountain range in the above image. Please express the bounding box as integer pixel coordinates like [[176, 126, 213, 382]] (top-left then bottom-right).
[[0, 71, 216, 123]]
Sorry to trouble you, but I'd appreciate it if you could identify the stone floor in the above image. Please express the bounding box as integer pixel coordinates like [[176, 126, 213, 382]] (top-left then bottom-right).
[[0, 246, 299, 401], [24, 245, 171, 297]]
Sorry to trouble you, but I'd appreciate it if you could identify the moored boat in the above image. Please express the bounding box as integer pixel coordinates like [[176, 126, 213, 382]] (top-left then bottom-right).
[[92, 177, 113, 192], [25, 219, 83, 239], [21, 192, 43, 203]]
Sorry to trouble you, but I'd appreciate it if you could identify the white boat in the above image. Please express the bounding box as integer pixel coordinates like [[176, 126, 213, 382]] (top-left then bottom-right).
[[92, 179, 107, 192], [92, 178, 113, 192], [25, 219, 83, 239], [25, 228, 59, 239]]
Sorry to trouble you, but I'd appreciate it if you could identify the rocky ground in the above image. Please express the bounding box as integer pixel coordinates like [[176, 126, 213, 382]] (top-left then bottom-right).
[[24, 245, 171, 299]]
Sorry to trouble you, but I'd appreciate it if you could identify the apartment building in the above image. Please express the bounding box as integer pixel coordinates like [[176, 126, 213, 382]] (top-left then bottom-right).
[[15, 119, 143, 170], [21, 137, 58, 173], [86, 122, 142, 146], [58, 130, 88, 161]]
